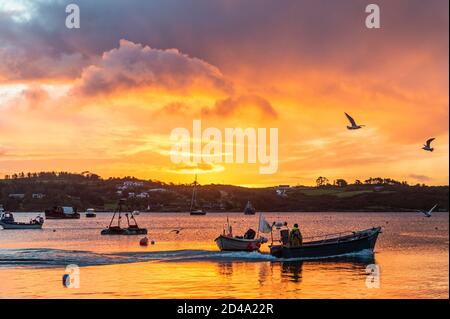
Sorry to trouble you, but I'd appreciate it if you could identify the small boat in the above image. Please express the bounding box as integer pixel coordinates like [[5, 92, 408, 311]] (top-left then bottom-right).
[[45, 206, 80, 219], [244, 200, 256, 215], [189, 175, 207, 215], [190, 209, 207, 216], [85, 208, 96, 218], [269, 226, 382, 259], [101, 199, 147, 235], [215, 216, 268, 251], [132, 210, 140, 216], [0, 212, 44, 230], [215, 233, 268, 251]]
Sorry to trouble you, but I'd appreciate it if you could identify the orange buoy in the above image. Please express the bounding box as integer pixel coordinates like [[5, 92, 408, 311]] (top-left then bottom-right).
[[139, 237, 149, 246]]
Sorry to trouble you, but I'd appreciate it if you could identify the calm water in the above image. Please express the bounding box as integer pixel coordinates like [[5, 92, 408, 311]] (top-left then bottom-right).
[[0, 212, 448, 298]]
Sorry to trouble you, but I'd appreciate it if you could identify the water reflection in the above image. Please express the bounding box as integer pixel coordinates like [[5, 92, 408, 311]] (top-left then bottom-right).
[[217, 262, 233, 277], [281, 261, 304, 282], [0, 212, 447, 298], [279, 255, 376, 284]]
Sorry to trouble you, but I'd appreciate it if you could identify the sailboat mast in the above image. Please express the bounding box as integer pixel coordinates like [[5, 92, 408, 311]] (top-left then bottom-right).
[[190, 174, 197, 212]]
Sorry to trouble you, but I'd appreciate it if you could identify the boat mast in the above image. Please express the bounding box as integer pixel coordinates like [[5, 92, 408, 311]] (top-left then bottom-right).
[[190, 174, 197, 212], [256, 213, 261, 238], [109, 199, 125, 228]]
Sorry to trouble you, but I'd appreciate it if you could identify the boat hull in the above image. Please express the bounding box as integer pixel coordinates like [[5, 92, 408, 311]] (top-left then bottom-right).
[[215, 235, 263, 251], [101, 227, 147, 235], [270, 227, 381, 259], [85, 213, 96, 218], [45, 213, 80, 219], [0, 222, 43, 230], [190, 210, 207, 215]]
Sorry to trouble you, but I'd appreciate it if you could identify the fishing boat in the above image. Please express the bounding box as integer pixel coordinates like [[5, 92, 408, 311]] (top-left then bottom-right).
[[244, 200, 256, 215], [101, 199, 147, 235], [189, 175, 207, 215], [269, 225, 382, 259], [85, 208, 96, 218], [45, 206, 80, 219], [0, 212, 44, 230], [215, 215, 269, 251]]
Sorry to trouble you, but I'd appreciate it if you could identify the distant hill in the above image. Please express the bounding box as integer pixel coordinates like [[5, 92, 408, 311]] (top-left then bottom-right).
[[0, 172, 448, 212]]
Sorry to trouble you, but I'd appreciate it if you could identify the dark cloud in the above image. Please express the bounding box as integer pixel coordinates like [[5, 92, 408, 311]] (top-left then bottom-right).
[[0, 0, 447, 81], [71, 39, 232, 96]]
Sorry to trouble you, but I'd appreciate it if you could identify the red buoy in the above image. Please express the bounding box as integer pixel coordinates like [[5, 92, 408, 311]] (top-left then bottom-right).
[[139, 237, 149, 246]]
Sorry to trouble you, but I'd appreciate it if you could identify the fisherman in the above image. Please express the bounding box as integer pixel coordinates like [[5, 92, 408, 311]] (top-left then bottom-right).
[[289, 223, 303, 247]]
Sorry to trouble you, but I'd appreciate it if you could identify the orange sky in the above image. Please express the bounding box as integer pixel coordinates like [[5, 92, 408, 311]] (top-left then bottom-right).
[[0, 0, 448, 186]]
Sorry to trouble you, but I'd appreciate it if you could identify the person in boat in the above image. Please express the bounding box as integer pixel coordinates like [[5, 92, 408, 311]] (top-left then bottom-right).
[[243, 228, 256, 240], [289, 224, 303, 247]]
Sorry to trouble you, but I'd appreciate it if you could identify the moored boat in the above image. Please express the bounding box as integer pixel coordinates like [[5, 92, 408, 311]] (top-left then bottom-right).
[[45, 206, 80, 219], [0, 212, 44, 230], [190, 209, 207, 216], [269, 226, 382, 259], [189, 175, 207, 215], [101, 199, 147, 235], [85, 208, 96, 218], [244, 200, 256, 215], [101, 224, 147, 235]]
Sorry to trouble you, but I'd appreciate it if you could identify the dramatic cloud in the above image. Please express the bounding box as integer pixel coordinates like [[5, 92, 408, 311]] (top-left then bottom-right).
[[72, 39, 233, 97], [0, 0, 448, 186], [0, 45, 86, 81]]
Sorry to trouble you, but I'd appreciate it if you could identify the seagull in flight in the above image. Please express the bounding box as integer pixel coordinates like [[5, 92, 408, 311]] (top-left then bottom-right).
[[344, 112, 364, 130], [422, 138, 435, 152], [170, 228, 184, 234], [418, 204, 438, 218]]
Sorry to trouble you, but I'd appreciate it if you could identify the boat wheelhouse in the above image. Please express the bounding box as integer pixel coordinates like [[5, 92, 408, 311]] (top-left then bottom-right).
[[45, 206, 80, 219]]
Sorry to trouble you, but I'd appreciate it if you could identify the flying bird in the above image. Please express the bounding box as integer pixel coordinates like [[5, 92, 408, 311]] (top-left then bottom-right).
[[344, 112, 364, 130], [418, 204, 438, 218], [422, 138, 435, 152], [170, 228, 184, 234]]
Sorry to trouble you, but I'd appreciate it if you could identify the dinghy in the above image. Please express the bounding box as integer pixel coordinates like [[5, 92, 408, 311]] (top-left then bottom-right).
[[101, 199, 147, 235], [215, 215, 269, 251], [45, 206, 80, 219], [269, 226, 382, 259], [85, 208, 96, 218], [215, 232, 268, 251], [0, 212, 44, 230]]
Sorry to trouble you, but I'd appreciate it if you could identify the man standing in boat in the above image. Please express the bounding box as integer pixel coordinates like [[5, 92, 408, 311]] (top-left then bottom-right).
[[289, 224, 303, 247]]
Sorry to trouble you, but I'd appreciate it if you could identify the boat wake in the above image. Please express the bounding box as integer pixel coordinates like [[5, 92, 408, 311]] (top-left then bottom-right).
[[0, 248, 374, 268], [0, 248, 277, 268], [0, 248, 138, 267]]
